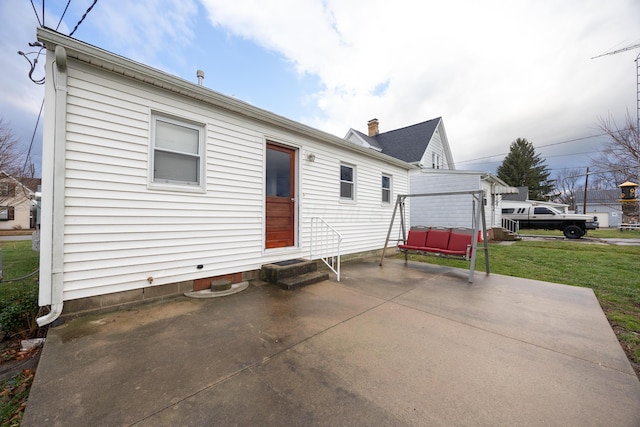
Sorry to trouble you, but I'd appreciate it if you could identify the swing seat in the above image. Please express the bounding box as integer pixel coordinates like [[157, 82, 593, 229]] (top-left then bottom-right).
[[398, 228, 472, 260], [379, 191, 490, 284]]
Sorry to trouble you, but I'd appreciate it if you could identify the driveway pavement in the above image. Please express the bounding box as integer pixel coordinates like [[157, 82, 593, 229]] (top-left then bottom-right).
[[598, 237, 640, 246], [23, 258, 640, 426]]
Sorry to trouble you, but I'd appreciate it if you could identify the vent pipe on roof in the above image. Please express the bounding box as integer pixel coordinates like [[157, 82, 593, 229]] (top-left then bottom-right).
[[196, 69, 204, 86], [367, 118, 379, 137]]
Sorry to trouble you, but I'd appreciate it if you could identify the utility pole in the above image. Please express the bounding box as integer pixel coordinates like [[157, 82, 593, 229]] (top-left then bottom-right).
[[583, 167, 589, 214]]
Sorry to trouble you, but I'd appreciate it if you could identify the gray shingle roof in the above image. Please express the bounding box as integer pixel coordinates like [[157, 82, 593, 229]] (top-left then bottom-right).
[[355, 117, 441, 163], [351, 129, 382, 150], [503, 186, 528, 201], [575, 189, 621, 204]]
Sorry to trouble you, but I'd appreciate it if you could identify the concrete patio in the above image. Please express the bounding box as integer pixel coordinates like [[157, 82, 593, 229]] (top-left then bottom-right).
[[23, 258, 640, 426]]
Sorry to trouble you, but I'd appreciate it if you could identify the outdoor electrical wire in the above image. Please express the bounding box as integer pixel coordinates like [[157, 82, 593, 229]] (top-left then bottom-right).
[[69, 0, 98, 37], [0, 268, 40, 284], [56, 0, 72, 31], [22, 99, 44, 176], [456, 131, 619, 166], [30, 0, 42, 26]]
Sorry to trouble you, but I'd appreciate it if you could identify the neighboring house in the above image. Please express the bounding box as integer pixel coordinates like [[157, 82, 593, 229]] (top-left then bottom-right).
[[345, 119, 517, 236], [409, 169, 517, 236], [35, 28, 412, 325], [345, 118, 455, 169], [575, 189, 622, 228], [0, 172, 39, 230]]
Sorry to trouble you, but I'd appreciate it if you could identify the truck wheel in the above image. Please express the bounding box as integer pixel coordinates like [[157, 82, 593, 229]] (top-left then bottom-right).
[[563, 225, 583, 239]]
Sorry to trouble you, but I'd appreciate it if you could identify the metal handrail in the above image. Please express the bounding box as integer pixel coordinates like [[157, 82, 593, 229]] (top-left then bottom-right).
[[502, 217, 519, 235], [310, 217, 342, 281]]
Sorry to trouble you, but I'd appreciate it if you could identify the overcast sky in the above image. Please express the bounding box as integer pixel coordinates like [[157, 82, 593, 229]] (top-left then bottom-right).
[[1, 0, 639, 179]]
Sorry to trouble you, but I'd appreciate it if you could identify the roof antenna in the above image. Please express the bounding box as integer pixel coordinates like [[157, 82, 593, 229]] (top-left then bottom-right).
[[197, 69, 204, 86]]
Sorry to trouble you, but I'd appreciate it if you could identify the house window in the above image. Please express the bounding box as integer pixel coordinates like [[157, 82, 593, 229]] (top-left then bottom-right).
[[0, 206, 15, 221], [382, 174, 391, 203], [432, 153, 441, 169], [340, 164, 355, 200], [151, 114, 205, 189]]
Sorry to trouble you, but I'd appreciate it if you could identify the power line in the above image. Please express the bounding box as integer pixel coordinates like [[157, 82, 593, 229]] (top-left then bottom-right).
[[22, 99, 44, 177], [69, 0, 98, 37], [56, 0, 72, 31], [456, 131, 617, 165], [30, 0, 42, 26], [560, 166, 633, 181]]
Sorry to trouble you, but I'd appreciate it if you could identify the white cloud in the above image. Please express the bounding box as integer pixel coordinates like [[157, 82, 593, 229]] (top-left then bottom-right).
[[3, 0, 638, 178], [0, 2, 46, 117], [92, 0, 198, 68], [198, 0, 640, 169]]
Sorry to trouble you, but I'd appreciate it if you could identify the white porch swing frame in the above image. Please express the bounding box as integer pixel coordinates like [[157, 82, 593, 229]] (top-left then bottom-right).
[[379, 190, 490, 282]]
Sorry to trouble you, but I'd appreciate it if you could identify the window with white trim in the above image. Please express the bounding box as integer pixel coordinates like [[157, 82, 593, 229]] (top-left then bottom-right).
[[0, 206, 15, 221], [382, 174, 391, 203], [431, 153, 441, 169], [151, 114, 205, 189], [340, 164, 355, 200]]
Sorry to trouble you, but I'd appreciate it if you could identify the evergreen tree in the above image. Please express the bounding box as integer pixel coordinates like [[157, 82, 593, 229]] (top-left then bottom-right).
[[497, 138, 553, 201]]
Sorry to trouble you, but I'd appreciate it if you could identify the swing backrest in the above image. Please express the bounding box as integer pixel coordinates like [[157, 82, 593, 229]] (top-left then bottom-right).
[[406, 230, 428, 247], [447, 232, 472, 253], [425, 229, 450, 250]]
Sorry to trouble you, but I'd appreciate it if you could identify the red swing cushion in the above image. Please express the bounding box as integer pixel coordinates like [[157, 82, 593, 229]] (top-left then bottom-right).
[[443, 232, 472, 255], [424, 229, 450, 251], [398, 230, 428, 250]]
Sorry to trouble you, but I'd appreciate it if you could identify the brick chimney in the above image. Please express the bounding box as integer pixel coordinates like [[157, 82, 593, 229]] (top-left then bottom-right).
[[367, 118, 379, 137]]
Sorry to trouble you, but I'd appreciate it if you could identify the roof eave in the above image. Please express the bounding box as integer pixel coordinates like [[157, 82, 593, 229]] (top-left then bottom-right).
[[37, 27, 414, 171]]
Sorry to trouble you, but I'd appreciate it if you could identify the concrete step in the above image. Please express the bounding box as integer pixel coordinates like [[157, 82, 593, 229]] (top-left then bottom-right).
[[260, 259, 317, 283], [277, 271, 329, 291]]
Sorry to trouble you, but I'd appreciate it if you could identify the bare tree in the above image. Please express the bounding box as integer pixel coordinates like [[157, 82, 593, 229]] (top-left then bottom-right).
[[591, 112, 640, 222], [591, 112, 640, 186], [552, 167, 584, 211], [0, 118, 29, 216], [0, 117, 24, 176]]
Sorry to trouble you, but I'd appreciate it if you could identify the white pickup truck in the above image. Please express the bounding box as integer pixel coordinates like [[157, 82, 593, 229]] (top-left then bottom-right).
[[502, 205, 598, 239]]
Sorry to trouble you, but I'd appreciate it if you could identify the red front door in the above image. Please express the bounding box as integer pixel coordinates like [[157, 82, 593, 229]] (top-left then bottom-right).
[[265, 143, 295, 248]]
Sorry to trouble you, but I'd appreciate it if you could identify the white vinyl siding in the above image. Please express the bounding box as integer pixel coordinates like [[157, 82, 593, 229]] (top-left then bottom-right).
[[409, 170, 496, 230], [421, 124, 452, 170], [45, 58, 409, 302], [301, 149, 407, 257]]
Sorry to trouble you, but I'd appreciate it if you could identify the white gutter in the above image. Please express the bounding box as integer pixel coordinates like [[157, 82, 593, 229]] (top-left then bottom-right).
[[36, 45, 67, 326]]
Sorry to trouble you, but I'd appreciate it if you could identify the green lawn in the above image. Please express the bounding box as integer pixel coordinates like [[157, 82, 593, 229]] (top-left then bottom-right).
[[0, 240, 40, 426], [0, 240, 40, 338], [0, 241, 39, 288], [403, 239, 640, 376]]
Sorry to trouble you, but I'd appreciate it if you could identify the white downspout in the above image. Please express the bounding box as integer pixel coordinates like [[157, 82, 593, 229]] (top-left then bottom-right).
[[490, 182, 496, 228], [37, 45, 67, 326]]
